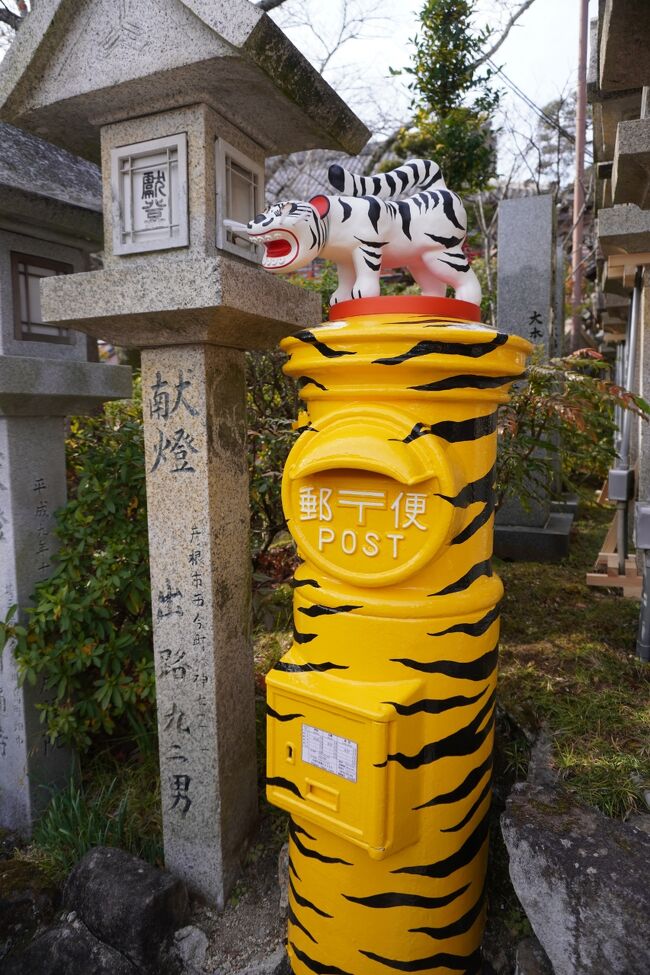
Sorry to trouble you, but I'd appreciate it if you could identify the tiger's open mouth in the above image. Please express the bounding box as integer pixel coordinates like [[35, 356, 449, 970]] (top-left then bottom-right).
[[247, 229, 299, 270]]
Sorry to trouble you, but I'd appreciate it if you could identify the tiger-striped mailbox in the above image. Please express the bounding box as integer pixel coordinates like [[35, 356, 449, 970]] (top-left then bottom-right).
[[261, 161, 531, 974]]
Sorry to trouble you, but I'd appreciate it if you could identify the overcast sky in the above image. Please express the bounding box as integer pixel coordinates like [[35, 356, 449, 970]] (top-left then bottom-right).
[[271, 0, 597, 156]]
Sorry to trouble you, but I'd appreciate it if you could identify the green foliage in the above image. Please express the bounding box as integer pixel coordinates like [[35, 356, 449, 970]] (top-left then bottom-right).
[[247, 350, 299, 561], [496, 350, 649, 510], [19, 749, 162, 881], [406, 0, 498, 116], [1, 381, 154, 751], [287, 262, 339, 319], [395, 0, 499, 193], [498, 504, 650, 819]]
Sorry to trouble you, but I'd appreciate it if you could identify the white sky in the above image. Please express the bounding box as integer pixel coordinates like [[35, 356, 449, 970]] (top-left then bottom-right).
[[271, 0, 598, 169]]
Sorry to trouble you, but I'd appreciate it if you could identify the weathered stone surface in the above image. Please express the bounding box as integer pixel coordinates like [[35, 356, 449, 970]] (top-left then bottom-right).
[[613, 119, 650, 209], [99, 104, 265, 267], [599, 0, 650, 92], [173, 925, 209, 974], [63, 846, 189, 973], [0, 350, 129, 834], [40, 254, 321, 350], [496, 195, 568, 545], [502, 783, 650, 975], [494, 513, 573, 562], [0, 122, 100, 215], [3, 916, 139, 975], [0, 227, 92, 362], [0, 0, 369, 161], [497, 194, 555, 353], [0, 858, 59, 963], [515, 936, 553, 975], [592, 91, 643, 162], [141, 345, 257, 908], [598, 203, 650, 256], [0, 123, 101, 243], [0, 357, 132, 416], [0, 416, 75, 834]]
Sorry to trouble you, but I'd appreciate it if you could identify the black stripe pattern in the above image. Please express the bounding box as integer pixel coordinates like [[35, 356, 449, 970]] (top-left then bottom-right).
[[373, 334, 507, 365], [295, 330, 355, 359], [376, 690, 495, 769], [392, 643, 498, 680], [343, 882, 469, 910]]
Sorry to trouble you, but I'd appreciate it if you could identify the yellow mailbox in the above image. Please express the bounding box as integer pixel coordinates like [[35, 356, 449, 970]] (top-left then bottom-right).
[[267, 294, 530, 975]]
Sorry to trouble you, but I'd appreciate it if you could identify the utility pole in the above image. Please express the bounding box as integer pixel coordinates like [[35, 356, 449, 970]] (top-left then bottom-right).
[[570, 0, 589, 351]]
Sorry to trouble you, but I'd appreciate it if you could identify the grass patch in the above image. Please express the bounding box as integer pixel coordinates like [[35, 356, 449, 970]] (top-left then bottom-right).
[[497, 502, 650, 818], [16, 744, 162, 883]]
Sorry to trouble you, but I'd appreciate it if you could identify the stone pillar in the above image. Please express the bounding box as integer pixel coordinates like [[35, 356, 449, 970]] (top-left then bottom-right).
[[0, 417, 72, 832], [495, 195, 573, 560], [497, 195, 555, 355], [141, 345, 256, 905], [0, 358, 132, 833], [638, 285, 650, 501]]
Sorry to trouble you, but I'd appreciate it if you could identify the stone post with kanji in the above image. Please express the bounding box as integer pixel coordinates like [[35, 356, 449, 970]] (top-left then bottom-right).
[[0, 123, 131, 835], [0, 0, 368, 905]]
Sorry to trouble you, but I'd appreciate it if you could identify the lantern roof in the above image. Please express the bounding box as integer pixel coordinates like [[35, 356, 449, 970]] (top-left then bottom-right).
[[0, 0, 370, 163]]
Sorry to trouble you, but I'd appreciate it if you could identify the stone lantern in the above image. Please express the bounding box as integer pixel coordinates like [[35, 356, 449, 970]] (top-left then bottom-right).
[[0, 0, 368, 906]]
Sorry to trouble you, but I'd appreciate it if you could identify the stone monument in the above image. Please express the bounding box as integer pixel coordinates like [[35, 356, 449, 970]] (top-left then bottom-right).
[[0, 121, 131, 834], [0, 0, 368, 906], [495, 194, 574, 560]]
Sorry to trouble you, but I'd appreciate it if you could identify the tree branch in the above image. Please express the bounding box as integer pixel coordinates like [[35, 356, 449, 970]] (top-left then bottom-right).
[[257, 0, 291, 11], [470, 0, 536, 71]]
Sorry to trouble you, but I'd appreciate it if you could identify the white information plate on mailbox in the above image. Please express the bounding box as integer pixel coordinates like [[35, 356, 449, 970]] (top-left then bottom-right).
[[302, 724, 358, 782]]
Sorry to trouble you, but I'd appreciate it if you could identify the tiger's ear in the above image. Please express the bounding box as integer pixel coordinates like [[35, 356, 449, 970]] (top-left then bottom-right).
[[309, 194, 330, 218]]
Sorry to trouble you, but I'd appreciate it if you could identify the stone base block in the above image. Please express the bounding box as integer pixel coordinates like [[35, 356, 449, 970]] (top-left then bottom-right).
[[494, 512, 574, 562], [551, 494, 579, 516], [41, 255, 321, 350]]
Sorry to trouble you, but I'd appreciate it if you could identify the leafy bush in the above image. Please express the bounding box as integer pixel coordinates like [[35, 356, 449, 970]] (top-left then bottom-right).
[[496, 349, 649, 510], [247, 350, 299, 561], [20, 748, 162, 880], [1, 380, 154, 751]]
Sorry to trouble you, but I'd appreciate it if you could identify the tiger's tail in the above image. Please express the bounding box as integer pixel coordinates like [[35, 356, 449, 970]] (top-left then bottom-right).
[[328, 158, 445, 199]]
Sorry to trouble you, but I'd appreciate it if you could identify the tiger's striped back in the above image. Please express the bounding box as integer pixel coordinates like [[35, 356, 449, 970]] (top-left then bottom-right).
[[328, 158, 446, 200]]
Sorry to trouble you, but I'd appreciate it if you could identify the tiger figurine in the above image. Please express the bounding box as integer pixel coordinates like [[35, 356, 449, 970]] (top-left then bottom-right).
[[229, 158, 481, 306]]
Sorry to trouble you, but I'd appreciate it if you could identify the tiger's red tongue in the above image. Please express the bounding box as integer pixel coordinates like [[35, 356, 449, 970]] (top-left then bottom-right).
[[266, 239, 292, 258]]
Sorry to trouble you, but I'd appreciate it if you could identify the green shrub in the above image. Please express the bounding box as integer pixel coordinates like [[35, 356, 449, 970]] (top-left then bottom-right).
[[1, 380, 154, 751], [20, 748, 162, 881], [496, 350, 649, 509], [247, 349, 299, 561]]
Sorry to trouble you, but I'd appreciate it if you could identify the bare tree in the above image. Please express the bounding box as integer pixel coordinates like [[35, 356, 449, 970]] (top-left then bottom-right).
[[470, 0, 537, 70]]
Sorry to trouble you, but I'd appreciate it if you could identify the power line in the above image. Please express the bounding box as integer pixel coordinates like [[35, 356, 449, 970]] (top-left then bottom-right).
[[488, 58, 594, 160]]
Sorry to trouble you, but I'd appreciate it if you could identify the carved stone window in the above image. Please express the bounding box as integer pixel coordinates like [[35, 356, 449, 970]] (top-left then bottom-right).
[[215, 139, 264, 261], [111, 133, 189, 255], [11, 252, 72, 344]]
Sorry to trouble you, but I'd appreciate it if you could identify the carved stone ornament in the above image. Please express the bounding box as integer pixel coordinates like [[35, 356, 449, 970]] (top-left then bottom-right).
[[225, 159, 482, 306]]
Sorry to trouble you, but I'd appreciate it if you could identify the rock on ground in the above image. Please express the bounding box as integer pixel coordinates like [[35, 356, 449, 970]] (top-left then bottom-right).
[[63, 845, 189, 974], [2, 916, 140, 975], [0, 858, 59, 962], [502, 782, 650, 975]]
